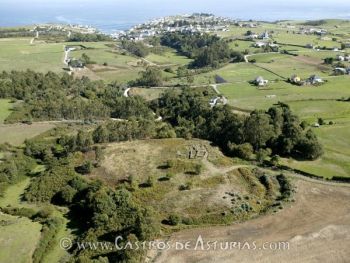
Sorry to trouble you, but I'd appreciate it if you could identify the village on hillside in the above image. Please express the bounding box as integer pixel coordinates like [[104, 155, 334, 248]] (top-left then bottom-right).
[[111, 13, 234, 40]]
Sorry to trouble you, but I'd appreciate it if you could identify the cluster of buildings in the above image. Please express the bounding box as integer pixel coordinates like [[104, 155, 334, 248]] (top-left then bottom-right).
[[245, 31, 270, 40], [209, 96, 227, 107], [235, 22, 258, 28], [299, 27, 327, 36], [245, 31, 279, 50], [253, 74, 325, 88], [289, 74, 324, 85], [333, 54, 350, 75], [336, 54, 350, 62], [253, 76, 269, 87], [253, 42, 279, 49], [32, 24, 97, 35], [111, 14, 234, 40], [334, 67, 350, 75]]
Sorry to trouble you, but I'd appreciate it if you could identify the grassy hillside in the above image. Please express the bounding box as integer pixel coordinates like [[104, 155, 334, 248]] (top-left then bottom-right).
[[90, 138, 290, 226], [0, 123, 55, 146], [282, 121, 350, 179], [0, 177, 72, 263], [0, 213, 42, 263], [0, 38, 64, 72]]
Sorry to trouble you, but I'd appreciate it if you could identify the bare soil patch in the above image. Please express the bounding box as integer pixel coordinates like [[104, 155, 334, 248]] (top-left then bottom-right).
[[150, 179, 350, 263], [292, 55, 330, 71]]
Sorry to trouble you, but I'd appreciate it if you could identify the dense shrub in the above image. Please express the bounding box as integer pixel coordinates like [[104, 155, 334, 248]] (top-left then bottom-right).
[[121, 40, 150, 57], [32, 217, 64, 263]]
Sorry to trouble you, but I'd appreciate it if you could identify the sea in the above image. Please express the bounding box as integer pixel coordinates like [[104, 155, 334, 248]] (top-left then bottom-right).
[[1, 0, 350, 33]]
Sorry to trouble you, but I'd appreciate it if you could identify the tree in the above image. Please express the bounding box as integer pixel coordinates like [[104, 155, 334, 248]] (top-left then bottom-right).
[[81, 53, 92, 64], [58, 185, 77, 204], [227, 142, 253, 160], [93, 125, 109, 143], [270, 155, 280, 166], [187, 75, 195, 84], [244, 112, 274, 150], [156, 123, 176, 139], [121, 40, 149, 57], [256, 148, 271, 164], [294, 130, 323, 160], [136, 67, 163, 87], [76, 161, 93, 175], [324, 57, 334, 64], [168, 214, 181, 225], [318, 118, 325, 125]]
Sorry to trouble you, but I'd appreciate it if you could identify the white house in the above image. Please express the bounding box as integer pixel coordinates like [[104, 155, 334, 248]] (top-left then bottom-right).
[[337, 55, 345, 61], [307, 75, 323, 85], [254, 76, 269, 86], [254, 42, 267, 48], [334, 67, 347, 75], [269, 43, 279, 48], [246, 34, 258, 40], [259, 31, 269, 40]]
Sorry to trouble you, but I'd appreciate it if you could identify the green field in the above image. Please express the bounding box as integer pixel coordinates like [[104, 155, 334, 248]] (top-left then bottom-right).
[[0, 178, 72, 263], [282, 122, 350, 178], [273, 32, 340, 48], [130, 87, 168, 101], [0, 179, 42, 263], [146, 50, 192, 66], [69, 41, 138, 66], [0, 99, 12, 124], [0, 123, 55, 146], [0, 38, 64, 72], [289, 100, 350, 123], [0, 213, 42, 263]]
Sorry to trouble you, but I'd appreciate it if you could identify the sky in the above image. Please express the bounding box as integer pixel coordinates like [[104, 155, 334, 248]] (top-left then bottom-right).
[[1, 0, 350, 31]]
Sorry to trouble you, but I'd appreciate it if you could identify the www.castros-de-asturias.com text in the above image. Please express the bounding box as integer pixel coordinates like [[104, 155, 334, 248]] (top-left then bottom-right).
[[60, 235, 290, 252]]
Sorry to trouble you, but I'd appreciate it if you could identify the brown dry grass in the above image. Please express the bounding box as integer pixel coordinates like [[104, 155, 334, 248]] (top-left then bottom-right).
[[90, 139, 279, 226], [0, 123, 55, 146], [150, 179, 350, 263]]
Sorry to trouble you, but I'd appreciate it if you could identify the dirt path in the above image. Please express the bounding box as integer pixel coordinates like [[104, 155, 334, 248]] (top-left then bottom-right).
[[63, 46, 75, 65], [149, 179, 350, 263], [30, 31, 39, 45], [211, 84, 220, 94], [123, 87, 131, 97], [141, 57, 157, 67], [201, 147, 248, 176], [210, 84, 228, 106]]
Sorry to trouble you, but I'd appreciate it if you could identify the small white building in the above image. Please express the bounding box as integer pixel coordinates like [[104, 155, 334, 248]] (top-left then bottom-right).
[[334, 67, 347, 75], [259, 31, 269, 40], [337, 55, 345, 61], [254, 42, 267, 48], [246, 34, 258, 40], [254, 76, 269, 87], [307, 75, 323, 85]]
